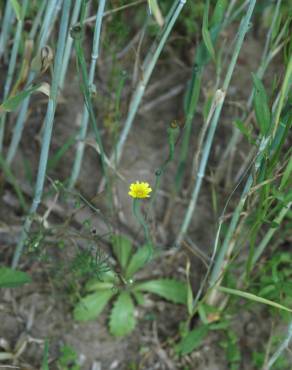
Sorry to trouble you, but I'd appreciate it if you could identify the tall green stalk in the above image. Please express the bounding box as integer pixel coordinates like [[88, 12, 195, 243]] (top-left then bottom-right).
[[252, 202, 291, 267], [69, 0, 107, 189], [207, 56, 292, 302], [12, 0, 72, 268], [60, 0, 83, 89], [6, 0, 59, 165], [175, 0, 228, 192], [176, 0, 257, 246], [266, 322, 292, 370], [110, 0, 187, 167], [0, 1, 14, 59], [215, 0, 283, 181], [0, 0, 29, 151], [29, 0, 47, 40]]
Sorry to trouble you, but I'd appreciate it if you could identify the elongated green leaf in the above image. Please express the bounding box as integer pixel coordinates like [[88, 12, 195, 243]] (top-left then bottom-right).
[[234, 119, 255, 144], [211, 0, 227, 26], [125, 244, 151, 279], [148, 0, 164, 26], [134, 279, 187, 304], [0, 267, 31, 288], [48, 135, 77, 170], [85, 281, 115, 292], [0, 84, 40, 113], [280, 155, 292, 190], [252, 74, 271, 135], [132, 291, 145, 306], [186, 260, 194, 316], [0, 154, 28, 211], [109, 292, 136, 337], [175, 325, 209, 355], [202, 0, 216, 62], [10, 0, 21, 20], [111, 235, 132, 271], [74, 290, 114, 321], [0, 353, 14, 360], [85, 270, 118, 291], [41, 339, 49, 370], [219, 286, 292, 312]]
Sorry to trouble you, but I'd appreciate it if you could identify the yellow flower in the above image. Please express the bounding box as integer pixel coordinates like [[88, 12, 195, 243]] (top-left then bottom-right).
[[128, 181, 152, 199]]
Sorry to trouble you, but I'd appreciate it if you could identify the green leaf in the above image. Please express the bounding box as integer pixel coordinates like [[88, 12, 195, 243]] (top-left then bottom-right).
[[0, 84, 41, 113], [280, 155, 292, 190], [132, 291, 145, 306], [252, 74, 271, 135], [10, 0, 21, 20], [111, 234, 133, 271], [58, 345, 79, 369], [0, 154, 28, 211], [109, 292, 136, 337], [0, 267, 31, 288], [134, 279, 187, 304], [176, 325, 209, 355], [125, 244, 151, 278], [41, 339, 49, 370], [219, 286, 292, 312], [211, 0, 227, 26], [186, 259, 193, 316], [74, 290, 114, 321], [148, 0, 164, 27], [202, 0, 216, 62], [85, 280, 115, 292], [48, 135, 76, 171], [202, 94, 213, 121], [234, 119, 255, 144], [85, 270, 120, 292], [85, 270, 118, 291]]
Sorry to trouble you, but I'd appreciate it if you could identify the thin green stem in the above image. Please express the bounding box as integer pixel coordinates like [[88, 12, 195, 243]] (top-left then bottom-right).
[[110, 0, 187, 166], [133, 199, 152, 251], [215, 0, 283, 179], [176, 0, 257, 246], [272, 55, 292, 137], [266, 322, 292, 370], [6, 0, 60, 165], [69, 0, 107, 188], [12, 0, 72, 268], [252, 202, 292, 266], [0, 0, 29, 151], [29, 0, 47, 40], [60, 0, 83, 89], [208, 135, 269, 289], [0, 1, 14, 58]]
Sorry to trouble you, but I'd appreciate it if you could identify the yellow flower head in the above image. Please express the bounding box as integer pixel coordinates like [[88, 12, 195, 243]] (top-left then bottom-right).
[[128, 181, 152, 199]]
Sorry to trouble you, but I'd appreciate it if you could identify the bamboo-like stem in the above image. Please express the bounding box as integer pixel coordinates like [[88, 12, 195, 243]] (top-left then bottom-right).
[[175, 0, 234, 192], [29, 0, 47, 40], [252, 202, 292, 266], [110, 0, 187, 167], [265, 322, 292, 370], [207, 136, 269, 297], [6, 0, 59, 165], [206, 89, 291, 305], [69, 0, 107, 189], [215, 0, 283, 182], [0, 0, 29, 151], [12, 0, 72, 269], [59, 0, 83, 89], [0, 1, 14, 58], [272, 55, 292, 137], [176, 0, 257, 246], [37, 0, 60, 48]]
